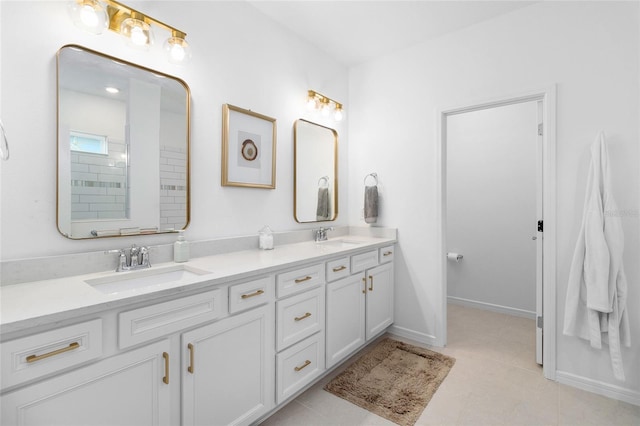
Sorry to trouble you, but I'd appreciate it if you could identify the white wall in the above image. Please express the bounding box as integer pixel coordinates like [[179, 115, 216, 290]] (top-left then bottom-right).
[[0, 1, 348, 259], [348, 1, 639, 398], [447, 101, 538, 315]]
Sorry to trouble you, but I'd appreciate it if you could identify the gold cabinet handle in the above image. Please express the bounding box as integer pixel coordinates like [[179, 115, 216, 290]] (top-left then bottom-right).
[[369, 275, 374, 292], [163, 352, 170, 384], [295, 276, 312, 284], [362, 277, 367, 294], [294, 360, 311, 372], [383, 251, 393, 257], [241, 289, 264, 299], [26, 342, 80, 363], [332, 265, 346, 272], [187, 343, 194, 374], [294, 312, 312, 322]]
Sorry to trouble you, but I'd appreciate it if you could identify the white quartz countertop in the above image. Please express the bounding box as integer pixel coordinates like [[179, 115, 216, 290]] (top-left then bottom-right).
[[0, 235, 395, 335]]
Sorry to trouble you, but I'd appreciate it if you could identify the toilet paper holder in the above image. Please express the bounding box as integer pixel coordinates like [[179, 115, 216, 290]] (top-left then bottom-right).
[[447, 252, 463, 262]]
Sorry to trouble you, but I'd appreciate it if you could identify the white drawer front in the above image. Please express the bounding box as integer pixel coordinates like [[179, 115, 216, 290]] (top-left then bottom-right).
[[276, 263, 324, 298], [229, 276, 273, 314], [351, 250, 378, 273], [276, 332, 324, 404], [378, 245, 395, 264], [326, 257, 350, 282], [1, 319, 103, 389], [119, 288, 226, 349], [276, 287, 324, 351]]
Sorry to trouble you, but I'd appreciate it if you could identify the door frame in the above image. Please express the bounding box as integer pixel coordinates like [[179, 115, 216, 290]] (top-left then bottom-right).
[[436, 86, 557, 380]]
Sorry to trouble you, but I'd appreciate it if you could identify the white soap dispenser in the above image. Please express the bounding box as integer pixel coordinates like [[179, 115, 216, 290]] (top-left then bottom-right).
[[174, 230, 189, 262]]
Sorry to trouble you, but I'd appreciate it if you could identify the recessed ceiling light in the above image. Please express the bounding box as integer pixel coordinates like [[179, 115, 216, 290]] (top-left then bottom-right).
[[105, 86, 120, 94]]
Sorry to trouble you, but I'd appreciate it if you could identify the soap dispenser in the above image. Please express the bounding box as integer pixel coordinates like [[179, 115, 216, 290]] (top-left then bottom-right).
[[174, 230, 190, 262], [258, 225, 274, 250]]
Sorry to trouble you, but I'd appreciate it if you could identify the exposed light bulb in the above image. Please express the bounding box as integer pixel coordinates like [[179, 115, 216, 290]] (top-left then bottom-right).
[[80, 4, 99, 27], [334, 107, 343, 122], [306, 97, 317, 110], [321, 101, 330, 117], [130, 26, 147, 46], [68, 0, 108, 35], [164, 34, 192, 64]]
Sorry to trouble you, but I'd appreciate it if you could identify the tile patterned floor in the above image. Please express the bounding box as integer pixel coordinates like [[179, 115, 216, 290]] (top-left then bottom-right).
[[261, 303, 640, 425]]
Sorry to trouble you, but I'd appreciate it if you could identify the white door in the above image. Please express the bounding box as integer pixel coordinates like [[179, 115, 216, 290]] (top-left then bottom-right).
[[181, 305, 274, 426], [446, 100, 542, 364], [1, 340, 171, 426], [365, 263, 394, 340], [325, 273, 366, 369]]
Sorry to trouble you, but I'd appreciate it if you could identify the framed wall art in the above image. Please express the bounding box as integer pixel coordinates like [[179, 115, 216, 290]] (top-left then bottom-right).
[[222, 104, 277, 188]]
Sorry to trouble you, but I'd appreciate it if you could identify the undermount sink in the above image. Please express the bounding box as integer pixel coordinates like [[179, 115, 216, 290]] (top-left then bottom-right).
[[318, 239, 363, 247], [86, 265, 212, 295]]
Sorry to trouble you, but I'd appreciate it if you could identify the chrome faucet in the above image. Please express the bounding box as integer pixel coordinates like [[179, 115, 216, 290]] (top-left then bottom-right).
[[106, 244, 152, 272], [314, 227, 334, 242]]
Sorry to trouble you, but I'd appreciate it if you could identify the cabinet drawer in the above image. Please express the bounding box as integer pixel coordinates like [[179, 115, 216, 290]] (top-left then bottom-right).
[[119, 288, 226, 349], [276, 263, 324, 298], [276, 287, 324, 351], [326, 257, 350, 282], [1, 319, 102, 389], [379, 245, 395, 264], [351, 250, 378, 273], [276, 332, 325, 404], [229, 276, 273, 314]]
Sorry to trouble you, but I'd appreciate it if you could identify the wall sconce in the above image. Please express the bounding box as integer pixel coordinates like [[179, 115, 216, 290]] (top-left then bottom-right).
[[68, 0, 192, 63], [306, 90, 344, 122]]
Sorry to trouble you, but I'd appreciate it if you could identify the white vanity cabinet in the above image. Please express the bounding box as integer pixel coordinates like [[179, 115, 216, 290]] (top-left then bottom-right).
[[181, 304, 274, 426], [0, 235, 397, 426], [1, 339, 171, 426], [326, 247, 395, 369]]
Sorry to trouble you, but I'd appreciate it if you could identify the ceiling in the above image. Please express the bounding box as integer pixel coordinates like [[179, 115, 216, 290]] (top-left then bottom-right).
[[248, 1, 537, 67]]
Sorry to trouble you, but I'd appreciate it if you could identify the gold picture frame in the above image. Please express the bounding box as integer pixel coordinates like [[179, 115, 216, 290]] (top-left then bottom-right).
[[222, 104, 277, 188]]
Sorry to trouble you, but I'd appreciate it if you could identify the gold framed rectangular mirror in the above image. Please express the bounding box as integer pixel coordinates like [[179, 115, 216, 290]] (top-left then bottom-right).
[[294, 119, 338, 223], [57, 45, 191, 239]]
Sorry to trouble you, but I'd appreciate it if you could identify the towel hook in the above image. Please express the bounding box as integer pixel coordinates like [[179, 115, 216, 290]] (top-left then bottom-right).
[[364, 172, 378, 186], [0, 119, 9, 161], [318, 176, 330, 188]]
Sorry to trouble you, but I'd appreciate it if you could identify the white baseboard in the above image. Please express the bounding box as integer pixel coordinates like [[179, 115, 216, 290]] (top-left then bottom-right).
[[448, 296, 536, 320], [556, 371, 640, 406], [387, 325, 439, 346]]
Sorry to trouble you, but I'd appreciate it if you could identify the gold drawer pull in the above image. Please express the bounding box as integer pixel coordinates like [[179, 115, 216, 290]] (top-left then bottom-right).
[[362, 277, 367, 294], [383, 251, 393, 257], [294, 360, 311, 372], [294, 312, 312, 322], [187, 343, 195, 374], [294, 276, 312, 284], [332, 265, 346, 272], [241, 289, 264, 299], [369, 275, 374, 292], [163, 352, 170, 384], [26, 342, 80, 363]]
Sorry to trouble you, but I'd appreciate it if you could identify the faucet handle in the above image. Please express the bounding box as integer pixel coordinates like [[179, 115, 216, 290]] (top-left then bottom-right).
[[105, 249, 127, 272]]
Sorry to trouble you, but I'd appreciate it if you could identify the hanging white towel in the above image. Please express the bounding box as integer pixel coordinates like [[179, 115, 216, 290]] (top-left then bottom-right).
[[563, 132, 630, 381]]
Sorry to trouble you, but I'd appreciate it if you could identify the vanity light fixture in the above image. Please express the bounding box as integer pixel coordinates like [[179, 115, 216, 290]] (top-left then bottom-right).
[[306, 90, 344, 122], [68, 0, 192, 63]]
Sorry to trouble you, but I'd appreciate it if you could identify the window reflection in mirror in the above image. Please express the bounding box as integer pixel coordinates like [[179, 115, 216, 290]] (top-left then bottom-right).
[[294, 119, 338, 223], [57, 45, 190, 239]]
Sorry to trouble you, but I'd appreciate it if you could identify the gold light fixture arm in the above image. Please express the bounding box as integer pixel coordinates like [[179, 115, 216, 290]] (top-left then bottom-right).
[[104, 0, 187, 38]]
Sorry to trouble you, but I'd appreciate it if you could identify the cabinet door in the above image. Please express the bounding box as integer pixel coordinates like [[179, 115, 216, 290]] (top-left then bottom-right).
[[325, 273, 366, 369], [365, 263, 394, 340], [1, 340, 171, 426], [182, 305, 274, 426]]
